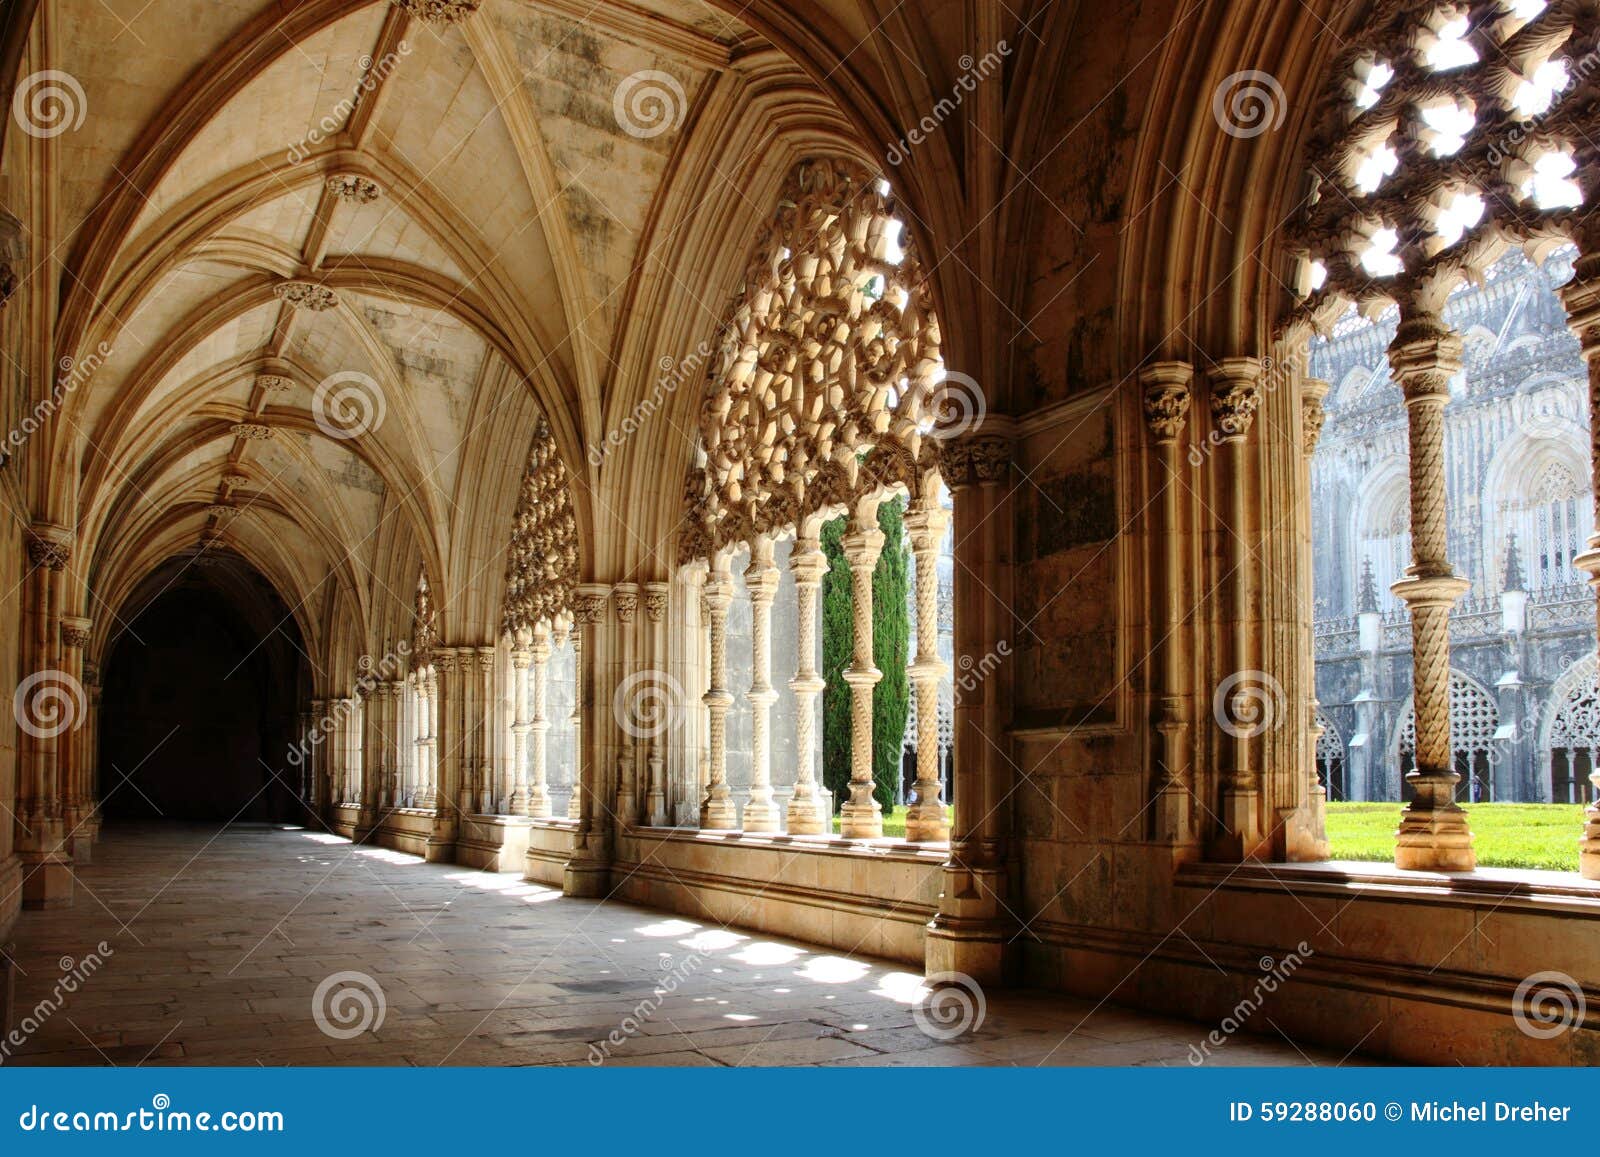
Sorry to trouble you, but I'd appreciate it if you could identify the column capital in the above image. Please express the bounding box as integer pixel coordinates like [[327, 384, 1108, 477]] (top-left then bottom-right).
[[1387, 312, 1462, 404], [642, 581, 669, 623], [743, 536, 780, 602], [1301, 377, 1330, 456], [59, 616, 92, 649], [903, 503, 951, 549], [1207, 356, 1262, 441], [26, 524, 72, 570], [1139, 361, 1194, 443], [573, 583, 611, 625], [841, 524, 886, 570], [612, 582, 640, 624]]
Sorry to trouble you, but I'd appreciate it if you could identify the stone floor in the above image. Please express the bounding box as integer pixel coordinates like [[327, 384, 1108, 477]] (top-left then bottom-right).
[[3, 823, 1352, 1067]]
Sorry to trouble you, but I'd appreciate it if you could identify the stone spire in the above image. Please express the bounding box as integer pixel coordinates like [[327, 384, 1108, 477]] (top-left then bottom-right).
[[1357, 556, 1379, 614], [1502, 531, 1526, 593]]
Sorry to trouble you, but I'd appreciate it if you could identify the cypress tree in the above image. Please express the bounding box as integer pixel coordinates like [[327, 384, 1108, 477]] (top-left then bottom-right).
[[820, 514, 853, 811], [872, 497, 910, 813]]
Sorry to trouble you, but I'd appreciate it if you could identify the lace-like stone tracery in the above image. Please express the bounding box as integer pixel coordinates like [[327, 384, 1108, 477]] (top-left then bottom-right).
[[502, 417, 579, 636], [680, 159, 946, 562], [1290, 0, 1599, 316]]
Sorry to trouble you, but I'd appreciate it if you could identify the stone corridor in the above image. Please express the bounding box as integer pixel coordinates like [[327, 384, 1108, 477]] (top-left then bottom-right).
[[4, 825, 1345, 1068]]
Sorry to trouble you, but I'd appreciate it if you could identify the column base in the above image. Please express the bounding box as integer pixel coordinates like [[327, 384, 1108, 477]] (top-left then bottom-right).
[[904, 800, 949, 843], [926, 853, 1010, 984], [1150, 783, 1194, 844], [21, 855, 73, 909], [1208, 788, 1268, 861], [563, 859, 613, 898], [785, 794, 825, 835], [840, 799, 883, 839], [925, 919, 1006, 985], [700, 791, 738, 830], [742, 792, 779, 832], [528, 793, 552, 819], [1395, 802, 1475, 872]]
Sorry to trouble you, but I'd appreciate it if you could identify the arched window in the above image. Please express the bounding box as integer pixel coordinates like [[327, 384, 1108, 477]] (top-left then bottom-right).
[[1396, 673, 1500, 802], [1547, 654, 1600, 804], [1314, 710, 1347, 802], [1357, 473, 1411, 611]]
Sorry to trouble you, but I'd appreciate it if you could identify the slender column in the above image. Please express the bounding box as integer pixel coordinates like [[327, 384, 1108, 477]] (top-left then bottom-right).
[[613, 584, 640, 824], [926, 430, 1015, 984], [786, 530, 828, 834], [1140, 363, 1196, 842], [904, 502, 951, 842], [1297, 377, 1332, 859], [480, 647, 498, 812], [743, 537, 781, 832], [19, 528, 73, 907], [58, 617, 91, 858], [509, 630, 533, 815], [1206, 358, 1267, 859], [567, 627, 584, 820], [419, 664, 439, 808], [840, 509, 886, 838], [430, 649, 458, 814], [564, 585, 615, 896], [643, 585, 670, 826], [699, 564, 738, 829], [528, 624, 553, 817], [1560, 251, 1600, 877], [1388, 312, 1474, 871]]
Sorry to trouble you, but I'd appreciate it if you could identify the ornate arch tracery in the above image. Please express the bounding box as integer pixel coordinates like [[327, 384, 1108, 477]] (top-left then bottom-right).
[[679, 157, 950, 563], [500, 417, 579, 639]]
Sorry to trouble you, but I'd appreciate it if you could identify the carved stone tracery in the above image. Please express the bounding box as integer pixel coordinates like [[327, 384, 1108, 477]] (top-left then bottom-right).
[[680, 158, 948, 560], [501, 417, 579, 637]]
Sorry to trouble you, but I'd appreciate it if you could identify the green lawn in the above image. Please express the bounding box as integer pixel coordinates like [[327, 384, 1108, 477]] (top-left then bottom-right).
[[1325, 801, 1588, 871]]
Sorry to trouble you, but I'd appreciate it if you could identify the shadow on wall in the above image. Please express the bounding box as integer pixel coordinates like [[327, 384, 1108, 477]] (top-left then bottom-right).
[[100, 573, 306, 824]]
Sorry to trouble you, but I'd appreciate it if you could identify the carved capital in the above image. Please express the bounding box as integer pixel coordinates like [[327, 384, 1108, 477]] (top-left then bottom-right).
[[1387, 313, 1462, 405], [1207, 357, 1262, 440], [256, 374, 293, 394], [613, 585, 639, 624], [1300, 378, 1330, 456], [573, 585, 610, 626], [1140, 362, 1194, 443], [60, 618, 91, 649], [26, 529, 70, 571], [643, 586, 668, 623], [272, 280, 339, 312]]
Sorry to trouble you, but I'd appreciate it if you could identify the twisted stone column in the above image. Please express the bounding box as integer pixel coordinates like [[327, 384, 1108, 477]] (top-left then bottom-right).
[[509, 630, 533, 815], [786, 531, 829, 835], [699, 567, 738, 829], [528, 624, 553, 818], [840, 513, 886, 839], [1389, 313, 1474, 872], [904, 503, 951, 842], [744, 536, 781, 832], [1561, 252, 1600, 878], [1140, 363, 1195, 843]]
